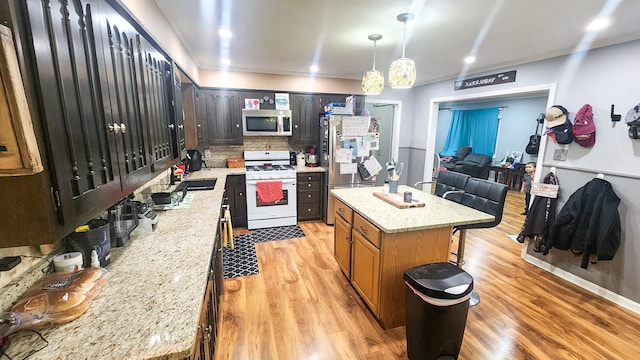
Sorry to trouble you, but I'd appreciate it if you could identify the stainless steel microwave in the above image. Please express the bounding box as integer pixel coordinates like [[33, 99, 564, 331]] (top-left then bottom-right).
[[242, 109, 292, 136]]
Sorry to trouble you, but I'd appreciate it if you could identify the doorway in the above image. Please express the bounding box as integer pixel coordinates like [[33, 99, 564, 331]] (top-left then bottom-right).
[[365, 100, 402, 185], [422, 84, 557, 183]]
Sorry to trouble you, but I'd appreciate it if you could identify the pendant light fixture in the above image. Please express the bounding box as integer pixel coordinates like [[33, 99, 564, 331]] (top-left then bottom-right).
[[362, 34, 384, 95], [389, 13, 416, 89]]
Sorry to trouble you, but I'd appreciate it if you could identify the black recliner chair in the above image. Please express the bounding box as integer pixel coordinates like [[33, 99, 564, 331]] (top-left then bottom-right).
[[440, 146, 472, 171], [453, 153, 492, 178]]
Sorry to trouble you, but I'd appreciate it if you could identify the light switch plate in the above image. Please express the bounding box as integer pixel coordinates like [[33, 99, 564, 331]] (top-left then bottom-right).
[[553, 149, 568, 161]]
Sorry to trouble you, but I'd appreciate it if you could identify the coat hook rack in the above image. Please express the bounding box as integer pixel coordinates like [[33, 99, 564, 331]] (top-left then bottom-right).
[[611, 104, 621, 122]]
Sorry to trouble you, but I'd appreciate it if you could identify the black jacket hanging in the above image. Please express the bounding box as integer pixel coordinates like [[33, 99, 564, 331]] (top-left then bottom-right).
[[518, 172, 559, 252], [546, 178, 621, 269]]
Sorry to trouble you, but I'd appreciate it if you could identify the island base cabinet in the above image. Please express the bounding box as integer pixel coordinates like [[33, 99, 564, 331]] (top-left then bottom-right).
[[334, 214, 352, 277], [351, 230, 380, 315], [333, 204, 454, 329]]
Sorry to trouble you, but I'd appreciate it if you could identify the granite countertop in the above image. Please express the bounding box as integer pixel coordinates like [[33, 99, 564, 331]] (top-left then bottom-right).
[[293, 165, 326, 173], [4, 168, 238, 360], [331, 185, 494, 233]]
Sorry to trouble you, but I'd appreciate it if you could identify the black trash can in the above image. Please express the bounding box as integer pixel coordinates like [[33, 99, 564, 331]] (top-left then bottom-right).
[[404, 262, 474, 360]]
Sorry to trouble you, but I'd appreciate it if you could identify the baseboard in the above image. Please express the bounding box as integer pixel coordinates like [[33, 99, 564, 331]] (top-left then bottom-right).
[[524, 254, 640, 315]]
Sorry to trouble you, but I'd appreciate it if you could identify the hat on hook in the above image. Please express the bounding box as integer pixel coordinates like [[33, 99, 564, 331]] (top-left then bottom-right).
[[545, 105, 568, 128], [625, 103, 640, 126], [573, 104, 595, 147]]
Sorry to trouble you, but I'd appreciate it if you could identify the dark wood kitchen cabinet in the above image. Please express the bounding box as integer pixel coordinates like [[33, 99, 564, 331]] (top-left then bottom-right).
[[191, 227, 223, 359], [290, 94, 322, 146], [195, 89, 243, 145], [0, 0, 178, 247], [296, 172, 323, 220], [224, 174, 247, 228]]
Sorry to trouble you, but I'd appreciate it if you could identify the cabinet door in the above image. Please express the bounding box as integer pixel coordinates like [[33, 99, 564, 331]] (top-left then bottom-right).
[[23, 0, 122, 226], [225, 174, 247, 227], [194, 88, 208, 146], [182, 83, 198, 149], [192, 277, 213, 359], [168, 61, 185, 157], [334, 214, 352, 277], [351, 230, 380, 314], [205, 90, 242, 145], [290, 94, 322, 145], [100, 13, 156, 193], [131, 33, 174, 173]]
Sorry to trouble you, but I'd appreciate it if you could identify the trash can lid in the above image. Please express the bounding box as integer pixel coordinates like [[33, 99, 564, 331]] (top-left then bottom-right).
[[404, 262, 474, 300]]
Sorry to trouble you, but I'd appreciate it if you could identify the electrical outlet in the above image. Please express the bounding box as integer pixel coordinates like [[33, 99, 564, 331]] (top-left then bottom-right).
[[553, 149, 568, 161]]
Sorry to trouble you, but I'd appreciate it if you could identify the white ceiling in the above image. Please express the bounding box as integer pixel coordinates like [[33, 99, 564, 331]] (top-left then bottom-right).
[[154, 0, 640, 86]]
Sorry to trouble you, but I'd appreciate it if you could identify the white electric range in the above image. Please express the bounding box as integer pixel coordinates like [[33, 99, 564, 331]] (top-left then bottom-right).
[[243, 150, 297, 229]]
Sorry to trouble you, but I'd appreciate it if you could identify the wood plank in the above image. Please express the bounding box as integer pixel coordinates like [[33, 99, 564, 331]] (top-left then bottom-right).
[[0, 24, 43, 176], [214, 190, 640, 360], [373, 190, 425, 208]]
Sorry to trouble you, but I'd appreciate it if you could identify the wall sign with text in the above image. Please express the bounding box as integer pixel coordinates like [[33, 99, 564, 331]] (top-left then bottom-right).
[[454, 70, 516, 90]]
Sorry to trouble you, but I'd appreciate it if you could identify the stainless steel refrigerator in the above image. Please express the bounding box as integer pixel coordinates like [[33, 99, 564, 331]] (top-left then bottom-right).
[[319, 115, 387, 224]]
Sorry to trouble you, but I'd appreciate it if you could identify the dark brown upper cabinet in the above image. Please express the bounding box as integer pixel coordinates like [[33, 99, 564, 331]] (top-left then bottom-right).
[[0, 0, 178, 247]]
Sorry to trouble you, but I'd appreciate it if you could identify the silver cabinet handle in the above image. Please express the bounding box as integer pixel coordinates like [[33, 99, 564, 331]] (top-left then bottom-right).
[[236, 123, 240, 128], [107, 123, 121, 133], [197, 124, 202, 127], [168, 124, 175, 130], [119, 123, 126, 134], [178, 124, 184, 129]]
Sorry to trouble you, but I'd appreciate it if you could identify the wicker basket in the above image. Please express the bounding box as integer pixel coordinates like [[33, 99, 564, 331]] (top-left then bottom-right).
[[227, 158, 245, 168]]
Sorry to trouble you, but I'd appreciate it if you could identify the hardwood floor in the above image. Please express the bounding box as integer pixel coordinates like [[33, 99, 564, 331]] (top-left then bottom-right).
[[214, 190, 640, 359]]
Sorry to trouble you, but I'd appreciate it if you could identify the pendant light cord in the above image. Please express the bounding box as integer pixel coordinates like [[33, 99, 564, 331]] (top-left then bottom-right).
[[401, 20, 407, 58], [372, 39, 377, 71]]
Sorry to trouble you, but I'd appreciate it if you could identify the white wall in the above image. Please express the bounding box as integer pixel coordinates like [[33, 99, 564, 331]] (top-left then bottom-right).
[[405, 39, 640, 309]]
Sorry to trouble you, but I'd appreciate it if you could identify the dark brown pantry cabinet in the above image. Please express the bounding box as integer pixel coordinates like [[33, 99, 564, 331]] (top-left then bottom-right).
[[0, 0, 180, 247]]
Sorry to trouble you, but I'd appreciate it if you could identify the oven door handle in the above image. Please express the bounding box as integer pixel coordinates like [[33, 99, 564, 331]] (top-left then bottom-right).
[[246, 179, 296, 185]]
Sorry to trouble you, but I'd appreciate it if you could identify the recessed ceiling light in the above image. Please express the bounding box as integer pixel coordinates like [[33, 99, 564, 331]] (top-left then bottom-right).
[[586, 17, 610, 32], [464, 56, 476, 64], [219, 28, 232, 39], [220, 58, 231, 66], [310, 65, 319, 73]]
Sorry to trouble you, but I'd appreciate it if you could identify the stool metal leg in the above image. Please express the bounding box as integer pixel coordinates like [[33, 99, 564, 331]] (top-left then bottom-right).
[[456, 229, 480, 307]]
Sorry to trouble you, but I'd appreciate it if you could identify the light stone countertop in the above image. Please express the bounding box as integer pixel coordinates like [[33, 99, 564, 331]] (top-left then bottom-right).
[[4, 168, 237, 360], [293, 165, 326, 173], [3, 166, 323, 360], [331, 185, 495, 233]]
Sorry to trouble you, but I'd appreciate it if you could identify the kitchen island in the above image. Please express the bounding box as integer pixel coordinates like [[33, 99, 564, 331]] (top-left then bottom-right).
[[331, 185, 494, 329]]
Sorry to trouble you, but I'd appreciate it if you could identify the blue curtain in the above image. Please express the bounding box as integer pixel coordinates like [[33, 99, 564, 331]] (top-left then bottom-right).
[[440, 107, 500, 157]]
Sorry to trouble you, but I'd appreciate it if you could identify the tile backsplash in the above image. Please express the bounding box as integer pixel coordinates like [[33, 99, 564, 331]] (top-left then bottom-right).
[[202, 137, 304, 167]]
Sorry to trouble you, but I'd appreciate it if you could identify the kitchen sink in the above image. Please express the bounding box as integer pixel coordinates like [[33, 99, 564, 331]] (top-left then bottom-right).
[[173, 179, 217, 193]]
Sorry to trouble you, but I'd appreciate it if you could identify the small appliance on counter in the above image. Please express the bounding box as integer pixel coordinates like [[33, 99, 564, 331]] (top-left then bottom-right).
[[130, 201, 159, 237], [305, 145, 319, 167], [289, 151, 297, 166], [108, 199, 139, 247], [65, 218, 111, 268]]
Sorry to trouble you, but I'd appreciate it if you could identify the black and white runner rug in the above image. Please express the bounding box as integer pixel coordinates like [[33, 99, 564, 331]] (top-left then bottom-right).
[[223, 225, 306, 279]]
